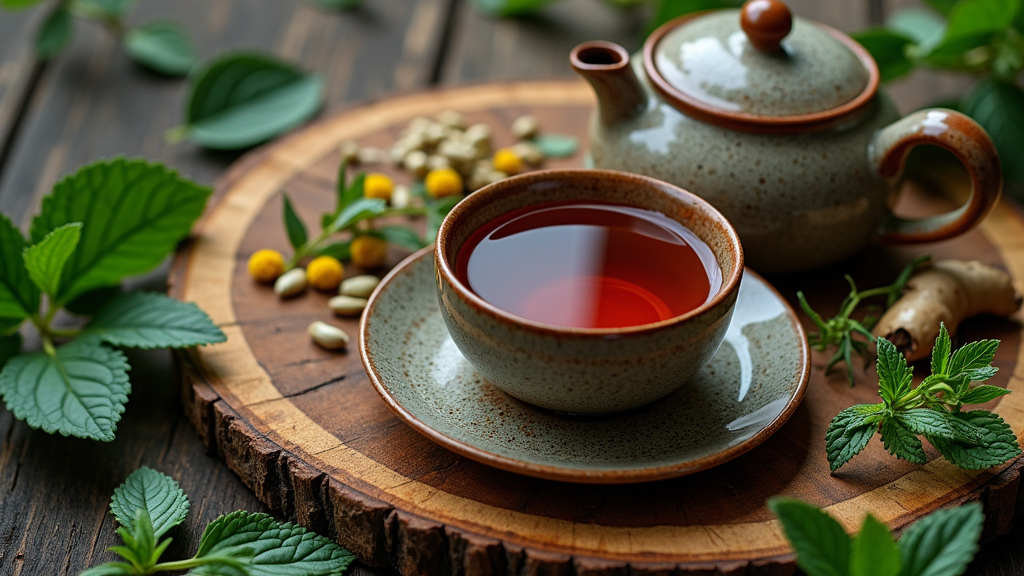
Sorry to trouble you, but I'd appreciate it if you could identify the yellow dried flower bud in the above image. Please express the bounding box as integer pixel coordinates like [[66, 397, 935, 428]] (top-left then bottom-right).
[[364, 173, 395, 201], [307, 256, 344, 291], [425, 168, 463, 199], [492, 148, 523, 175], [351, 235, 388, 269], [247, 249, 285, 283]]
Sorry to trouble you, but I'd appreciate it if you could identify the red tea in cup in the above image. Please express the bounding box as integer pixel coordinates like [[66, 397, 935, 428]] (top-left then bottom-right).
[[455, 200, 722, 329]]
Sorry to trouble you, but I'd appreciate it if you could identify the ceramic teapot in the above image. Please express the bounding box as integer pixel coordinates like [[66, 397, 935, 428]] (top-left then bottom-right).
[[571, 0, 1001, 273]]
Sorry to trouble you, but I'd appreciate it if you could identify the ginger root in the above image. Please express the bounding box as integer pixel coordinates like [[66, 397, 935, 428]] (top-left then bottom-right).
[[873, 260, 1021, 361]]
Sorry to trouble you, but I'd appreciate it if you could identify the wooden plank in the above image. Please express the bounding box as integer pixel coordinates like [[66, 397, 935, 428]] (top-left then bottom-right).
[[0, 8, 41, 171], [0, 1, 449, 574]]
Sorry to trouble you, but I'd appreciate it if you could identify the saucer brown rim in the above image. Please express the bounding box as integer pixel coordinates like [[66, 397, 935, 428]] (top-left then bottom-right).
[[359, 247, 811, 484], [434, 169, 745, 338], [642, 10, 881, 134]]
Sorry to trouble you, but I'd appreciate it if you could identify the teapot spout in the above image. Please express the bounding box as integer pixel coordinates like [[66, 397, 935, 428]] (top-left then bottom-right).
[[571, 41, 647, 129]]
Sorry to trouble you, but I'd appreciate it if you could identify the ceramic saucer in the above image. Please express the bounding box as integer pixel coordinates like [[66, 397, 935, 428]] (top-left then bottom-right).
[[359, 248, 810, 483]]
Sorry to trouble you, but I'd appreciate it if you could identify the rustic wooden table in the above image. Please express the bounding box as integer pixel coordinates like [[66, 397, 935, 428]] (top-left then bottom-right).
[[0, 1, 1019, 574]]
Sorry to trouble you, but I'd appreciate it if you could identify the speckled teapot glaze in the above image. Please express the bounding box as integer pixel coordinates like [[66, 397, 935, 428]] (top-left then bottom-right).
[[571, 0, 1002, 273]]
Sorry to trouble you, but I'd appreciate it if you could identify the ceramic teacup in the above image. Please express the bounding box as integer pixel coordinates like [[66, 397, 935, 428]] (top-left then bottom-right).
[[434, 169, 744, 414]]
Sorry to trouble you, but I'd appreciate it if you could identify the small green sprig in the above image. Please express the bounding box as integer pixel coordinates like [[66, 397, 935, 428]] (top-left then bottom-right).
[[82, 467, 354, 576], [826, 323, 1021, 472], [770, 497, 983, 576], [798, 256, 930, 385]]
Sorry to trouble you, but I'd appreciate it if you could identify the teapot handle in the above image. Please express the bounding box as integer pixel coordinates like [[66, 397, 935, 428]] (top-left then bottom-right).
[[872, 108, 1001, 244]]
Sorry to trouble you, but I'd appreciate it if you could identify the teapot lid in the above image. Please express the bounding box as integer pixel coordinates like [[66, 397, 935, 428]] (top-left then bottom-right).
[[643, 0, 879, 132]]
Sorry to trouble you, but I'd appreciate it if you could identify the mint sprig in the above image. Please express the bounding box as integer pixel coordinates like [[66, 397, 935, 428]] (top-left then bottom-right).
[[770, 498, 983, 576], [826, 323, 1021, 471], [0, 158, 226, 442], [81, 467, 354, 576]]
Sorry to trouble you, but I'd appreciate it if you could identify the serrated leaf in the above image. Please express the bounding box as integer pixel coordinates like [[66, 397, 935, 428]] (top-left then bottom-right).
[[83, 292, 225, 349], [111, 467, 189, 538], [533, 133, 579, 158], [852, 28, 917, 82], [963, 79, 1024, 186], [826, 404, 884, 471], [948, 339, 999, 376], [191, 511, 354, 576], [851, 514, 900, 576], [35, 7, 72, 59], [881, 418, 927, 463], [0, 339, 130, 441], [899, 502, 984, 576], [928, 410, 1021, 469], [175, 53, 324, 150], [22, 222, 82, 296], [768, 498, 850, 576], [281, 194, 308, 250], [959, 384, 1011, 404], [896, 409, 983, 444], [124, 21, 197, 77], [0, 333, 21, 370], [378, 225, 426, 251], [331, 197, 385, 230], [931, 323, 951, 377], [0, 213, 40, 322], [30, 158, 211, 304], [877, 338, 913, 405]]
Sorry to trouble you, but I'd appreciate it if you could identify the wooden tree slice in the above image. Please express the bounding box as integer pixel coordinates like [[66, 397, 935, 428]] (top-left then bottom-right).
[[170, 81, 1024, 576]]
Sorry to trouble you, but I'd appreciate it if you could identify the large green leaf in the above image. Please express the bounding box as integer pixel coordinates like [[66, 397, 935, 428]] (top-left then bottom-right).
[[124, 21, 197, 77], [944, 0, 1020, 41], [83, 292, 226, 349], [35, 7, 72, 59], [30, 158, 212, 304], [928, 410, 1021, 469], [963, 79, 1024, 186], [0, 213, 40, 322], [0, 339, 130, 441], [768, 498, 850, 576], [191, 511, 354, 575], [176, 53, 324, 150], [110, 467, 190, 538], [852, 28, 917, 82], [22, 222, 82, 296], [880, 418, 927, 464], [850, 514, 900, 576], [898, 502, 984, 576]]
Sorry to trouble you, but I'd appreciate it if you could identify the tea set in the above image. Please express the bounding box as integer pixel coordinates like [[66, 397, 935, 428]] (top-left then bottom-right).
[[359, 0, 1003, 482]]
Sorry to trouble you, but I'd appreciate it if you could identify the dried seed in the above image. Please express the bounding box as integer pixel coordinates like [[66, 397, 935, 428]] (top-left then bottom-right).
[[329, 295, 369, 316], [512, 115, 539, 140], [391, 184, 411, 209], [341, 274, 381, 298], [438, 110, 466, 129], [511, 141, 544, 165], [403, 150, 429, 177], [309, 321, 350, 349], [423, 123, 448, 146], [274, 268, 307, 297], [427, 155, 450, 171], [358, 147, 383, 164]]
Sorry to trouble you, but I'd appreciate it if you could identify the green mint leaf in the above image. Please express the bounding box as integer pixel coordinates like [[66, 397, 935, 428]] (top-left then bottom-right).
[[0, 333, 21, 370], [0, 213, 40, 322], [331, 197, 385, 230], [77, 0, 132, 17], [0, 339, 129, 441], [877, 337, 913, 405], [532, 134, 580, 158], [826, 405, 884, 472], [929, 410, 1021, 469], [768, 498, 850, 576], [896, 409, 984, 445], [124, 21, 197, 77], [887, 8, 947, 52], [83, 292, 225, 350], [281, 194, 308, 251], [79, 562, 137, 576], [898, 502, 983, 576], [880, 418, 927, 464], [850, 514, 900, 576], [35, 7, 72, 59], [959, 384, 1011, 404], [963, 79, 1024, 186], [931, 323, 951, 377], [30, 158, 212, 305], [192, 510, 354, 575], [0, 0, 44, 9], [108, 508, 167, 573], [175, 52, 324, 150], [963, 366, 998, 382], [22, 222, 82, 296], [110, 467, 190, 538], [474, 0, 558, 17], [948, 339, 999, 378], [313, 241, 350, 261], [378, 225, 427, 251], [851, 28, 916, 81]]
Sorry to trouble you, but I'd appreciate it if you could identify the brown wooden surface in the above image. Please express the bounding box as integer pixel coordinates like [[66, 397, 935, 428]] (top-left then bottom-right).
[[169, 81, 1024, 575], [1, 1, 1022, 575]]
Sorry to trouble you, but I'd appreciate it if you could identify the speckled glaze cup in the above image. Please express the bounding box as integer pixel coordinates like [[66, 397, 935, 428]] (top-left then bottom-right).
[[434, 169, 744, 414]]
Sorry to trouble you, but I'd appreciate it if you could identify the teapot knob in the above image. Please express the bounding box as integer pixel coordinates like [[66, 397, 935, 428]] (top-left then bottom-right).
[[740, 0, 793, 52]]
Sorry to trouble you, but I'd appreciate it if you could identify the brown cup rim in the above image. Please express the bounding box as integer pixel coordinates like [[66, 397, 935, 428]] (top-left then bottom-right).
[[434, 169, 745, 337]]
